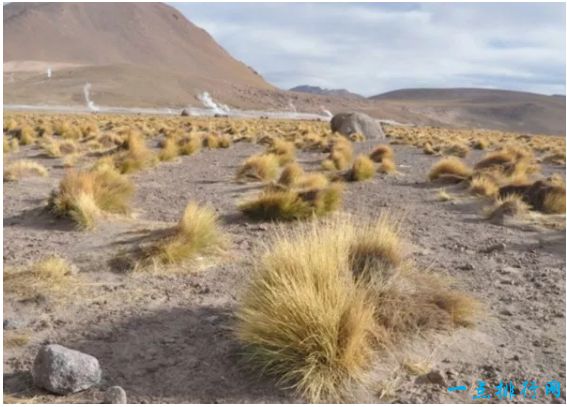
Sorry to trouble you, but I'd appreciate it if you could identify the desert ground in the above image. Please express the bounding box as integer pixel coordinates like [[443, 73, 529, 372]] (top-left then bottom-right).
[[3, 112, 566, 403]]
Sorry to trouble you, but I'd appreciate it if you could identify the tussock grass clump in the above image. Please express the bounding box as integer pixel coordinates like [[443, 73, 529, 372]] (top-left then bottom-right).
[[378, 157, 396, 174], [4, 160, 48, 181], [498, 178, 566, 215], [235, 214, 481, 402], [277, 162, 304, 187], [443, 143, 469, 158], [4, 256, 76, 299], [296, 172, 329, 190], [268, 138, 296, 165], [239, 183, 343, 221], [428, 157, 472, 182], [141, 202, 228, 266], [116, 132, 156, 173], [158, 138, 180, 161], [469, 175, 499, 197], [486, 194, 530, 223], [369, 144, 394, 163], [349, 155, 376, 181], [178, 135, 202, 156], [236, 154, 279, 182], [48, 166, 134, 229]]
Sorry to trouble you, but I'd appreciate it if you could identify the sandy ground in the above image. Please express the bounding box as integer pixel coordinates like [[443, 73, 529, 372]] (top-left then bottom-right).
[[3, 134, 566, 403]]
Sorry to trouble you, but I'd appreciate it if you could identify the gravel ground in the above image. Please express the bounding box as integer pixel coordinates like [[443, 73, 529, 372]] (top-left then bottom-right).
[[3, 134, 565, 403]]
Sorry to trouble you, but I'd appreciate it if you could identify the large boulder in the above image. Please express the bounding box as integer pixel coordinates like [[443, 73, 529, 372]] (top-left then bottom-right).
[[330, 112, 384, 140], [32, 344, 102, 395]]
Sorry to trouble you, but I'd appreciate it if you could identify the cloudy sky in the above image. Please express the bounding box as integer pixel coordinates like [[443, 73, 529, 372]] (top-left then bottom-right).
[[172, 2, 565, 96]]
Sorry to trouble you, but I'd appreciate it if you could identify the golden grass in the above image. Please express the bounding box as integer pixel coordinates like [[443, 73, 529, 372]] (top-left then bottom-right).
[[428, 157, 472, 182], [468, 175, 499, 197], [296, 173, 329, 190], [4, 160, 48, 181], [369, 144, 394, 163], [236, 154, 280, 182], [437, 189, 454, 202], [4, 256, 76, 300], [158, 138, 179, 161], [277, 162, 304, 187], [378, 157, 396, 174], [140, 202, 228, 266], [235, 214, 481, 402], [116, 132, 157, 173], [239, 183, 343, 221], [268, 138, 296, 165], [178, 135, 202, 155], [486, 193, 530, 222], [48, 166, 134, 229], [349, 155, 376, 181]]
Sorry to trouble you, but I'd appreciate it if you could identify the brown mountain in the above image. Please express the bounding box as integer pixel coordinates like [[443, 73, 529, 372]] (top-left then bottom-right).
[[370, 88, 565, 135], [3, 2, 273, 108]]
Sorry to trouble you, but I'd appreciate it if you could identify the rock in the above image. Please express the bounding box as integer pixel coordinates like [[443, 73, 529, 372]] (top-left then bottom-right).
[[103, 386, 127, 404], [3, 318, 24, 330], [416, 370, 447, 387], [330, 112, 385, 140], [32, 344, 101, 395], [480, 242, 506, 253], [180, 109, 190, 117]]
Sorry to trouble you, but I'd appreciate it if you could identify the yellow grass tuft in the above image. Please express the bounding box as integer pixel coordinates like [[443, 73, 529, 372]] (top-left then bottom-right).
[[48, 166, 134, 229], [4, 256, 76, 300], [239, 183, 343, 221], [236, 154, 280, 182], [158, 138, 180, 161], [428, 157, 472, 182], [116, 132, 156, 173], [378, 157, 396, 174], [268, 138, 296, 165], [369, 144, 394, 163], [4, 160, 48, 181], [141, 202, 228, 266], [277, 162, 304, 187], [349, 155, 376, 181], [469, 175, 499, 197], [235, 214, 481, 402]]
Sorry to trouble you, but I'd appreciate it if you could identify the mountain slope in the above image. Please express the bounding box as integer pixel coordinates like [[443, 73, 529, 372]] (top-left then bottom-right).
[[289, 85, 364, 100], [3, 2, 272, 107], [370, 88, 566, 135]]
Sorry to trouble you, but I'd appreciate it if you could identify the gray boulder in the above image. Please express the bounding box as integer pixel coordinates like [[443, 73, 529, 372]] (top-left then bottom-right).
[[180, 109, 190, 117], [103, 386, 127, 404], [330, 112, 385, 140], [32, 344, 101, 395]]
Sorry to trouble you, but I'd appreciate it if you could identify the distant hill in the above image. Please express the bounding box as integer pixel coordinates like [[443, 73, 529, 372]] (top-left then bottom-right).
[[290, 85, 364, 99], [369, 88, 566, 136]]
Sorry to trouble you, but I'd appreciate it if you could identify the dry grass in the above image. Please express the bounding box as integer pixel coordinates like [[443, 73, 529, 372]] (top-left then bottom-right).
[[158, 138, 180, 161], [349, 155, 376, 182], [116, 132, 157, 173], [178, 135, 202, 155], [277, 162, 304, 187], [468, 175, 499, 197], [486, 193, 530, 223], [268, 138, 296, 165], [378, 158, 396, 174], [236, 154, 280, 182], [4, 160, 48, 181], [369, 145, 394, 163], [428, 157, 472, 182], [235, 214, 481, 402], [4, 256, 76, 300], [140, 202, 228, 267], [48, 166, 134, 229], [437, 189, 454, 202], [239, 183, 343, 221]]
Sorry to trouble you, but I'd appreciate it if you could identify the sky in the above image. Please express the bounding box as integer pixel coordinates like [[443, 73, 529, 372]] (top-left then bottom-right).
[[172, 2, 566, 96]]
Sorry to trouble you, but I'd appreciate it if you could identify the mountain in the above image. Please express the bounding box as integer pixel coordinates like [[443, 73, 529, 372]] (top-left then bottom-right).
[[369, 88, 566, 136], [290, 85, 363, 99], [3, 2, 273, 108]]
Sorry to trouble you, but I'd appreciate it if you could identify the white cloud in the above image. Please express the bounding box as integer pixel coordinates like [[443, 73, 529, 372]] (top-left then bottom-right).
[[173, 2, 565, 96]]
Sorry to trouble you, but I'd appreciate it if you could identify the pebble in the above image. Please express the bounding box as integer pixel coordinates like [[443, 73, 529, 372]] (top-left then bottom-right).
[[103, 386, 127, 404]]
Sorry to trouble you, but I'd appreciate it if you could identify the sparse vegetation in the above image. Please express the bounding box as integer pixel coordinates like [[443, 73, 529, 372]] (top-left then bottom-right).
[[235, 214, 480, 402], [48, 166, 134, 229], [4, 160, 48, 181], [349, 154, 376, 181], [428, 157, 472, 182], [236, 154, 280, 181]]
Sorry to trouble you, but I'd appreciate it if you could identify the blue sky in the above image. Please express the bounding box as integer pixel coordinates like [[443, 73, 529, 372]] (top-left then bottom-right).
[[172, 2, 566, 96]]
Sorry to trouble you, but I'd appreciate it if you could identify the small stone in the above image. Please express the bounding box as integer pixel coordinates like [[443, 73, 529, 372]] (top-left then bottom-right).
[[32, 344, 101, 395], [3, 318, 24, 330], [103, 386, 127, 404], [416, 370, 446, 387], [481, 243, 506, 253], [500, 308, 513, 316]]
